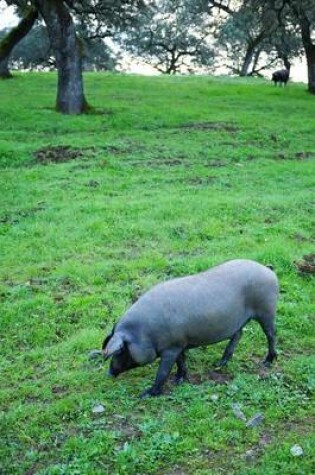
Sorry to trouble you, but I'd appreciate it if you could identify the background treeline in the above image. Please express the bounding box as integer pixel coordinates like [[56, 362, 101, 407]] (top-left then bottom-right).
[[0, 1, 314, 114]]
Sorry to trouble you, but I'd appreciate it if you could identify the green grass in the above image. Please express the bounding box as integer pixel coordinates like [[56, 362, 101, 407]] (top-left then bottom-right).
[[0, 72, 314, 474]]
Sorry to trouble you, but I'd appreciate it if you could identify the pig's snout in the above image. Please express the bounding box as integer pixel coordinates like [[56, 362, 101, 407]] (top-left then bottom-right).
[[107, 367, 119, 378]]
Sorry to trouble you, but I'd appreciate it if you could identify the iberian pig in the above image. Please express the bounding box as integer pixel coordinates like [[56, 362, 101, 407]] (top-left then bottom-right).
[[102, 259, 279, 398]]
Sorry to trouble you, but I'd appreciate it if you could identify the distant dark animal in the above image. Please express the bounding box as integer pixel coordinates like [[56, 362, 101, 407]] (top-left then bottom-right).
[[102, 259, 279, 398], [272, 69, 290, 86]]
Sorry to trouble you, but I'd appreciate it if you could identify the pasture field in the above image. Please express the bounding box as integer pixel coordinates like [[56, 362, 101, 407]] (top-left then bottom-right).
[[0, 72, 314, 474]]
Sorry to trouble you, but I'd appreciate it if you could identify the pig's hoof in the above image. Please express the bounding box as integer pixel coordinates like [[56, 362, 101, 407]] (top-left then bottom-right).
[[139, 387, 163, 399], [262, 359, 272, 368], [214, 359, 227, 370]]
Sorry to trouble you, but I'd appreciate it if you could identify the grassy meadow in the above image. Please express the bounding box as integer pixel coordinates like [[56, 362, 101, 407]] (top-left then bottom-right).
[[0, 72, 314, 474]]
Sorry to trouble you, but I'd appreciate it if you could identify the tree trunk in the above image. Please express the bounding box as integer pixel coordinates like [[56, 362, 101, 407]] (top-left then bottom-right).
[[249, 48, 262, 75], [0, 8, 38, 79], [298, 12, 315, 94], [240, 44, 255, 76], [305, 45, 315, 94], [35, 0, 89, 114], [282, 55, 291, 72]]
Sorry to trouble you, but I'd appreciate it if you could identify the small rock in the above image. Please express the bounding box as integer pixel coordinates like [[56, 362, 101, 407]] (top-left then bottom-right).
[[246, 413, 264, 428], [259, 433, 272, 447], [231, 403, 247, 421], [290, 444, 303, 457], [88, 349, 103, 359], [92, 404, 105, 415], [244, 449, 256, 460]]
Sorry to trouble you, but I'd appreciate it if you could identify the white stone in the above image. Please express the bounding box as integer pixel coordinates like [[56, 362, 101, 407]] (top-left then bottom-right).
[[92, 404, 105, 415], [290, 444, 303, 457]]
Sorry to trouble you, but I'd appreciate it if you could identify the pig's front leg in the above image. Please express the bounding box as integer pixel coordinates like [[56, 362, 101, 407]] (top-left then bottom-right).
[[140, 347, 183, 398]]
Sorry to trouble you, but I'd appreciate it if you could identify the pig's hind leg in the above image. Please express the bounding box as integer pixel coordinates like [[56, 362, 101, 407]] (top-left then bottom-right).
[[215, 329, 243, 368], [258, 317, 277, 367], [173, 351, 188, 384]]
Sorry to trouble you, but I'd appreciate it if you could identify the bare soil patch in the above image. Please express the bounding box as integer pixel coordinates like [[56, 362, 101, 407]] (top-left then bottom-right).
[[205, 159, 227, 167], [277, 151, 314, 161], [102, 145, 128, 155], [187, 373, 204, 385], [147, 158, 184, 167], [102, 141, 145, 156], [0, 202, 46, 226], [292, 233, 310, 242], [295, 254, 315, 275], [85, 180, 100, 188], [34, 146, 86, 164], [178, 122, 239, 133], [295, 151, 314, 160], [51, 385, 68, 397], [132, 157, 187, 168], [186, 176, 216, 186], [208, 370, 234, 385], [107, 415, 143, 445]]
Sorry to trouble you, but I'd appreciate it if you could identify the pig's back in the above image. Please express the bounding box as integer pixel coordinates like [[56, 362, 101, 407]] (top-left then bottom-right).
[[119, 260, 278, 348]]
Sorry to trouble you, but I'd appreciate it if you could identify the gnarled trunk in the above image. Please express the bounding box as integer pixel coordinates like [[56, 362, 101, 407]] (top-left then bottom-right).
[[305, 45, 315, 94], [298, 11, 315, 95], [35, 0, 89, 114], [0, 8, 38, 79], [240, 44, 255, 76]]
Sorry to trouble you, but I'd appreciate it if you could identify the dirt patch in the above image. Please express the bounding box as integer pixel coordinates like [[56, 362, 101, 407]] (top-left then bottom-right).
[[85, 180, 100, 188], [107, 415, 143, 444], [292, 233, 314, 243], [102, 141, 145, 156], [205, 159, 227, 167], [51, 385, 68, 397], [276, 151, 314, 161], [34, 146, 86, 164], [163, 469, 187, 475], [257, 366, 274, 380], [295, 254, 315, 275], [186, 176, 216, 186], [295, 151, 314, 160], [25, 463, 45, 475], [178, 122, 239, 133], [243, 431, 273, 462], [208, 371, 234, 385], [103, 145, 126, 155], [52, 276, 79, 304], [70, 163, 93, 171], [0, 202, 46, 226], [132, 157, 187, 168], [187, 373, 204, 385], [150, 158, 184, 166]]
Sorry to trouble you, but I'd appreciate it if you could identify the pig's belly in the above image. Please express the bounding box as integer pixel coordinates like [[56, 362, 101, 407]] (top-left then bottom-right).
[[180, 304, 248, 347], [185, 323, 239, 346]]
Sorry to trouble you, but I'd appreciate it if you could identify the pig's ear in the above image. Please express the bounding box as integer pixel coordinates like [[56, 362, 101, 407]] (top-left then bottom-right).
[[102, 324, 117, 351], [103, 333, 124, 359]]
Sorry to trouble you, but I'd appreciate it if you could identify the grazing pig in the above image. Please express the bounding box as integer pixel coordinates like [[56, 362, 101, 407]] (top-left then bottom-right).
[[102, 259, 279, 398], [272, 69, 290, 86]]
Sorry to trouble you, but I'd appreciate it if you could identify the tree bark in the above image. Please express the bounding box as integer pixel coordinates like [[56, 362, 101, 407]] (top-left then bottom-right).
[[240, 44, 255, 76], [297, 10, 315, 94], [35, 0, 89, 113], [305, 45, 315, 94], [0, 8, 38, 79]]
